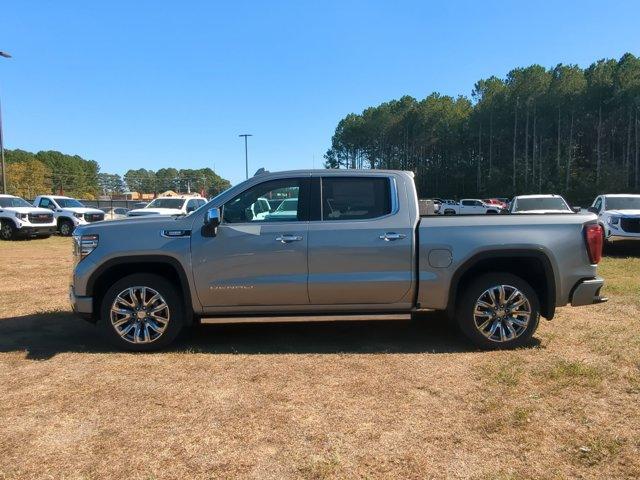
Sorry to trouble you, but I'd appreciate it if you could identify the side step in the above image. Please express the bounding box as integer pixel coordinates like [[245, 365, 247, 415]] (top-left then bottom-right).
[[200, 314, 412, 325]]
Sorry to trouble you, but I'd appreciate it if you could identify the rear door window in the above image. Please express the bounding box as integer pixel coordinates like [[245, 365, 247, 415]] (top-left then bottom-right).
[[321, 177, 392, 221]]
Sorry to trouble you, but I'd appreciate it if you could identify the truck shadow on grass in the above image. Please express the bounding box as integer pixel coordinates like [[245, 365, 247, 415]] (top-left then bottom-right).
[[604, 239, 640, 258], [0, 311, 541, 360]]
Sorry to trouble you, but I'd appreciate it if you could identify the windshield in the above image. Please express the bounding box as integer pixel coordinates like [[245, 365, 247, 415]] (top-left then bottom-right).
[[0, 197, 33, 208], [275, 198, 298, 212], [56, 198, 84, 208], [513, 197, 570, 212], [605, 196, 640, 210], [146, 198, 185, 209]]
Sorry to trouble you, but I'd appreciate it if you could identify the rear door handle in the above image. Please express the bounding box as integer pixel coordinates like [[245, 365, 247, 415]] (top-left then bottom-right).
[[275, 234, 303, 243], [379, 232, 407, 241]]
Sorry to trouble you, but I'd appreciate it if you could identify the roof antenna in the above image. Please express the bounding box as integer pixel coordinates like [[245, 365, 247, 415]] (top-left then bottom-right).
[[253, 168, 268, 176]]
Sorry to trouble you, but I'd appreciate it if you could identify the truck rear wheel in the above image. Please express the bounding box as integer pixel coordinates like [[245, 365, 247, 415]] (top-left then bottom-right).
[[456, 273, 540, 349], [99, 273, 184, 351]]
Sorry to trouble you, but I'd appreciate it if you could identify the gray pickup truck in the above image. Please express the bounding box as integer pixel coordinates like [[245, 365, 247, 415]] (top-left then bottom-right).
[[70, 169, 606, 351]]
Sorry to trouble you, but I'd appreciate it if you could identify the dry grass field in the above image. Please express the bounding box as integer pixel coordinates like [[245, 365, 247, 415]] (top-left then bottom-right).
[[1, 237, 639, 479]]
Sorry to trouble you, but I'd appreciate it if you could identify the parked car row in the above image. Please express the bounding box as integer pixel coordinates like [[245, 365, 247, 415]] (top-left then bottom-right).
[[0, 193, 208, 240]]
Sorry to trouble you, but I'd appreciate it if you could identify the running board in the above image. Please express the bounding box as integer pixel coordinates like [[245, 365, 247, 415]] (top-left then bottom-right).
[[200, 313, 412, 325]]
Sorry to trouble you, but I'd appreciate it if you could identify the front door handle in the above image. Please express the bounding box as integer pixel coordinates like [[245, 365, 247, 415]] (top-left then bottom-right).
[[379, 232, 407, 241], [275, 234, 303, 243]]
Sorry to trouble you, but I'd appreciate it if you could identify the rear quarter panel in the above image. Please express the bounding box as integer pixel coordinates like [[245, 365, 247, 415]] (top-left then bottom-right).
[[417, 214, 599, 310]]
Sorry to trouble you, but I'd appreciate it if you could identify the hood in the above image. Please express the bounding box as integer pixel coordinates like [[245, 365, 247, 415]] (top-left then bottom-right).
[[607, 209, 640, 217], [128, 208, 184, 216], [513, 209, 572, 214], [62, 207, 104, 214], [74, 213, 190, 235], [2, 206, 52, 215]]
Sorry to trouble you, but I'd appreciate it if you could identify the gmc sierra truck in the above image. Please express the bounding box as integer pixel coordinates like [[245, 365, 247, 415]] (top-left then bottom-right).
[[70, 169, 606, 351]]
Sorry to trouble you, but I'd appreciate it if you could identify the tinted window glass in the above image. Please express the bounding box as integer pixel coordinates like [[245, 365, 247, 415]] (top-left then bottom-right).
[[147, 198, 185, 209], [0, 197, 32, 208], [461, 200, 474, 206], [55, 198, 84, 208], [224, 179, 304, 223], [605, 196, 640, 210], [322, 177, 391, 221], [39, 198, 53, 209], [513, 197, 570, 212]]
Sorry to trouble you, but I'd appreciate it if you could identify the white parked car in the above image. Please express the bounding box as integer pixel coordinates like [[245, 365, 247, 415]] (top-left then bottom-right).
[[33, 195, 105, 236], [0, 194, 57, 240], [509, 194, 574, 214], [439, 199, 500, 215], [100, 207, 130, 220], [127, 196, 207, 217], [589, 194, 640, 242]]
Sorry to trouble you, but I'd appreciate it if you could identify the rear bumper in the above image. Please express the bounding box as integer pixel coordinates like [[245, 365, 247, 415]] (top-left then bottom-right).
[[69, 285, 94, 321], [571, 277, 607, 306]]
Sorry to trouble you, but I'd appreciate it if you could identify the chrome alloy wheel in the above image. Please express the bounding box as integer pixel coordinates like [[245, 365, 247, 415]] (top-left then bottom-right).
[[110, 286, 170, 344], [473, 284, 531, 343]]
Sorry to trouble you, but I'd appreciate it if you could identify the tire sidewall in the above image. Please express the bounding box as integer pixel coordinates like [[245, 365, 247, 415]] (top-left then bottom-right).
[[0, 221, 16, 240], [59, 219, 74, 236], [456, 272, 540, 350], [99, 273, 185, 351]]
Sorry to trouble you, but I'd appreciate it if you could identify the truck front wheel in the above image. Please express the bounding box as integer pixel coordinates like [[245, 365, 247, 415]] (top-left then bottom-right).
[[0, 221, 17, 240], [58, 219, 75, 236], [456, 273, 540, 349], [99, 273, 185, 351]]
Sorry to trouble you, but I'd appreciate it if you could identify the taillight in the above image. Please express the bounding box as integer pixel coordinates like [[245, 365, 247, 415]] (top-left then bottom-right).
[[584, 224, 603, 264]]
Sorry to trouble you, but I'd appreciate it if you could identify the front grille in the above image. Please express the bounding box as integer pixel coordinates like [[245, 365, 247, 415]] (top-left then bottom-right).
[[620, 218, 640, 233], [28, 213, 54, 224], [84, 213, 104, 222]]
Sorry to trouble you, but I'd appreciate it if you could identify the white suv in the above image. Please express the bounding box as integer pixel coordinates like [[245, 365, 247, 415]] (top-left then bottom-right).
[[127, 196, 207, 217], [33, 195, 105, 236], [589, 194, 640, 242], [0, 194, 57, 240]]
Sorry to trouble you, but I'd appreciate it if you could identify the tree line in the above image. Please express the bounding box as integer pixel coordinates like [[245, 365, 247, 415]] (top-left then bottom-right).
[[4, 149, 230, 199], [324, 53, 640, 203]]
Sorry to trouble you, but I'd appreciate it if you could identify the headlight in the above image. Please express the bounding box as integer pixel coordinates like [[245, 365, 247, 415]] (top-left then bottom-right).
[[73, 234, 99, 261], [607, 216, 620, 225], [74, 213, 84, 219], [14, 212, 28, 219]]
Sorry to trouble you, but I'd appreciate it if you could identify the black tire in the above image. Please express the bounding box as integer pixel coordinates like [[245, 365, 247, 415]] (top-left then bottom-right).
[[99, 273, 185, 351], [58, 218, 75, 236], [0, 221, 17, 240], [455, 272, 540, 350]]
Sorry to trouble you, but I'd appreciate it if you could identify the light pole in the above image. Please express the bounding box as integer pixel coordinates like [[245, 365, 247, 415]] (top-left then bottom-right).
[[0, 50, 11, 195], [239, 134, 252, 179]]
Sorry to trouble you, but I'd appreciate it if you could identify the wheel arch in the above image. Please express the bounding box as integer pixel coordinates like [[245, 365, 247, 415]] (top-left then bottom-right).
[[447, 249, 557, 320], [86, 255, 195, 324]]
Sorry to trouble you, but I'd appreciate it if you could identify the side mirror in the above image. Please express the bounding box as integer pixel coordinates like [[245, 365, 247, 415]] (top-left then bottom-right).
[[587, 207, 598, 214], [202, 207, 221, 237], [572, 206, 582, 213]]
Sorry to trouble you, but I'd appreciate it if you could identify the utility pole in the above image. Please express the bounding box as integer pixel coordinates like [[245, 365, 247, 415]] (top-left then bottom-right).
[[0, 50, 11, 195], [239, 134, 252, 179]]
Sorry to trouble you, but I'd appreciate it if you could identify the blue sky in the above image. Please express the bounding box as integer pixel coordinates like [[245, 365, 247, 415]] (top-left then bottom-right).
[[1, 1, 639, 185]]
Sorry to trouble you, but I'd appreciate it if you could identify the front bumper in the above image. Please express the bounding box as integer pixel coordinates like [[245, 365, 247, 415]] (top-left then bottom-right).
[[69, 285, 94, 321], [16, 225, 57, 237], [571, 277, 607, 306]]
